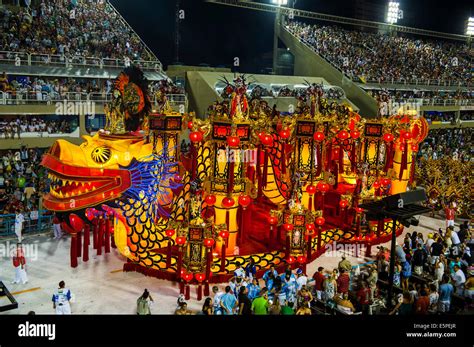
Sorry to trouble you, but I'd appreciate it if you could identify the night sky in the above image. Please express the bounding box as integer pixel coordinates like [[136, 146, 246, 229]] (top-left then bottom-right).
[[110, 0, 473, 72]]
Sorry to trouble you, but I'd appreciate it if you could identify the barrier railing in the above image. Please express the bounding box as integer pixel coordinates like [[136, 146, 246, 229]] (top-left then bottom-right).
[[0, 50, 163, 72], [0, 212, 53, 237], [389, 98, 474, 107], [0, 91, 187, 107]]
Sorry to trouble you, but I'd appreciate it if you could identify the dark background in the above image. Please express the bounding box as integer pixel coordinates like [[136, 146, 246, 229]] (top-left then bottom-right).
[[109, 0, 474, 72]]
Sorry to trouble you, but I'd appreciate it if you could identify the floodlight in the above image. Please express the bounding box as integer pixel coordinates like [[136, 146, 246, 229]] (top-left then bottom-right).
[[272, 0, 288, 6], [467, 17, 474, 36], [386, 1, 400, 25]]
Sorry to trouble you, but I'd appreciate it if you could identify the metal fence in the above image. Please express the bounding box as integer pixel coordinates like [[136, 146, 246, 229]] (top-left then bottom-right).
[[0, 212, 53, 237], [0, 91, 187, 108], [0, 50, 163, 72], [389, 98, 474, 107]]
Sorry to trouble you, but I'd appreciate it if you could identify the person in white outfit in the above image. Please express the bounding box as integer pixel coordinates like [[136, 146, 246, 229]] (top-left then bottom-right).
[[52, 281, 72, 315], [12, 243, 28, 284], [53, 214, 62, 239], [14, 210, 24, 242]]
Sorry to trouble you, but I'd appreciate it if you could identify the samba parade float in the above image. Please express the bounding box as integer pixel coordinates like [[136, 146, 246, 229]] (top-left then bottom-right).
[[41, 67, 429, 300]]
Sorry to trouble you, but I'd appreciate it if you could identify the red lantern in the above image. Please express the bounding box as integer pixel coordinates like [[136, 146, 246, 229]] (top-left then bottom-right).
[[297, 255, 307, 264], [350, 130, 361, 139], [219, 230, 230, 239], [287, 256, 296, 264], [306, 223, 315, 231], [381, 178, 391, 187], [189, 131, 203, 143], [373, 181, 381, 189], [315, 217, 325, 226], [411, 144, 419, 152], [195, 273, 205, 282], [238, 194, 252, 208], [279, 128, 291, 139], [356, 207, 364, 213], [205, 194, 216, 206], [317, 181, 330, 193], [204, 238, 215, 248], [268, 216, 278, 225], [337, 130, 350, 140], [260, 133, 274, 147], [184, 273, 194, 282], [401, 130, 412, 140], [176, 236, 186, 245], [165, 229, 175, 238], [187, 120, 193, 130], [306, 185, 317, 195], [173, 174, 183, 183], [222, 197, 235, 208], [339, 199, 349, 208], [69, 214, 84, 232], [383, 133, 394, 142], [226, 135, 240, 148], [257, 131, 264, 140], [313, 131, 325, 142], [283, 223, 294, 232]]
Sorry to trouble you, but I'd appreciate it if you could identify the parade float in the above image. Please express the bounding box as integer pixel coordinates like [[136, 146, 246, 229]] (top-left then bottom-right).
[[41, 67, 428, 299]]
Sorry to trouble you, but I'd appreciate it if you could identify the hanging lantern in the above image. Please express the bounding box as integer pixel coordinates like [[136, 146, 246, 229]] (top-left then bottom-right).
[[184, 273, 194, 282], [279, 128, 291, 139], [373, 181, 381, 189], [381, 178, 391, 187], [268, 216, 278, 225], [337, 130, 350, 140], [69, 214, 84, 232], [222, 197, 235, 208], [165, 229, 176, 238], [260, 133, 273, 147], [187, 120, 193, 130], [383, 133, 394, 142], [287, 256, 296, 264], [204, 238, 215, 248], [356, 207, 364, 213], [339, 199, 349, 208], [176, 236, 187, 245], [205, 194, 216, 206], [315, 217, 325, 226], [238, 194, 252, 208], [226, 135, 240, 148], [189, 131, 203, 143], [313, 131, 325, 142], [283, 223, 294, 232], [306, 185, 317, 195], [195, 273, 205, 282], [411, 144, 419, 152], [317, 181, 330, 193], [297, 255, 307, 264], [219, 230, 230, 239], [305, 223, 315, 232], [401, 130, 412, 140], [350, 130, 361, 139]]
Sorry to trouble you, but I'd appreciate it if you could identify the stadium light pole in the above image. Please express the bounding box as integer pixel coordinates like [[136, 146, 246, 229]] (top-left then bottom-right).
[[272, 0, 289, 75]]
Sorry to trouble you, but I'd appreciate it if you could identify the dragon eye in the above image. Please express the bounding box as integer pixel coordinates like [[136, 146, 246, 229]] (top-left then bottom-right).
[[91, 146, 111, 164]]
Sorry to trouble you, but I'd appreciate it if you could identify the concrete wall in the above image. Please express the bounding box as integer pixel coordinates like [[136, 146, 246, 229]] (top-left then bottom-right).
[[278, 25, 379, 117]]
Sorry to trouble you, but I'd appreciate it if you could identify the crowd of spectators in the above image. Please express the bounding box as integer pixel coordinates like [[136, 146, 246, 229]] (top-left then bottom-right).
[[368, 88, 473, 103], [418, 128, 473, 162], [0, 73, 185, 102], [0, 146, 47, 218], [384, 223, 473, 315], [287, 21, 472, 85], [0, 0, 154, 62], [0, 116, 77, 139]]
